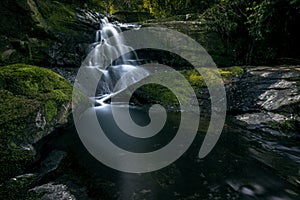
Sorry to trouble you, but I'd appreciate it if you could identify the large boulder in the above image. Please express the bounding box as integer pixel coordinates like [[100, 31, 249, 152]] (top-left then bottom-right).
[[228, 66, 300, 136], [0, 64, 72, 183]]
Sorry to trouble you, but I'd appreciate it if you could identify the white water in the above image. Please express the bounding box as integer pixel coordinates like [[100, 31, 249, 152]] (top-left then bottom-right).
[[85, 17, 147, 100]]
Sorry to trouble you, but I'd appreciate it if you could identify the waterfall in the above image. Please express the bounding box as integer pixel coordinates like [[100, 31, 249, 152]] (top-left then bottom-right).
[[84, 17, 147, 102]]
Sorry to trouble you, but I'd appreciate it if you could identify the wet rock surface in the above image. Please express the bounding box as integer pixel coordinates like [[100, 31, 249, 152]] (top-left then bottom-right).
[[39, 150, 67, 175], [232, 67, 300, 111], [30, 182, 77, 200], [229, 66, 300, 134]]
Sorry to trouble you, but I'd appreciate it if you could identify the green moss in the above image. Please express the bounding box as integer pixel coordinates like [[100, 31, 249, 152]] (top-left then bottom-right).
[[0, 147, 34, 184], [0, 89, 39, 143], [133, 66, 244, 108], [222, 66, 244, 76], [0, 173, 40, 199], [181, 66, 244, 87], [0, 64, 72, 101], [35, 0, 76, 33], [45, 100, 57, 122], [136, 84, 179, 107], [0, 63, 72, 183]]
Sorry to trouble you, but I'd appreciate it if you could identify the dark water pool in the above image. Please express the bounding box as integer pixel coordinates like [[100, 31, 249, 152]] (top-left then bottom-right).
[[37, 104, 300, 199]]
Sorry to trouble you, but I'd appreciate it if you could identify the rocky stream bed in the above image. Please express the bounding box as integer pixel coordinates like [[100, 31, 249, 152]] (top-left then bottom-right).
[[0, 65, 299, 199]]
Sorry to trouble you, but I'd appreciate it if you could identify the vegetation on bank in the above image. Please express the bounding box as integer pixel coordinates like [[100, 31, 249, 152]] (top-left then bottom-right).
[[133, 66, 244, 108], [0, 64, 72, 184]]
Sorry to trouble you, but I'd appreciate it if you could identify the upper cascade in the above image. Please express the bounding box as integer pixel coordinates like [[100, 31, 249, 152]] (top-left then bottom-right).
[[83, 17, 147, 98], [90, 17, 140, 68]]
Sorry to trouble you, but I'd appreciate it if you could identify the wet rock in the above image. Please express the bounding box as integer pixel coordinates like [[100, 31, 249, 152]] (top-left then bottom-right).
[[39, 150, 67, 175], [228, 66, 300, 113], [236, 112, 287, 126], [229, 66, 300, 139], [29, 182, 76, 200], [51, 67, 78, 84], [75, 8, 102, 28], [112, 11, 153, 23], [142, 19, 235, 66], [257, 88, 300, 111], [152, 163, 181, 189]]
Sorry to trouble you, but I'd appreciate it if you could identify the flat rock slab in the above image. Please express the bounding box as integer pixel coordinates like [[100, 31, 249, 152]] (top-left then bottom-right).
[[229, 66, 300, 112]]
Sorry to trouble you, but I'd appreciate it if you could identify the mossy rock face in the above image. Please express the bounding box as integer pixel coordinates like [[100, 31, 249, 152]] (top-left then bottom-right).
[[0, 64, 72, 183], [132, 66, 244, 109], [0, 174, 40, 199], [0, 0, 98, 67]]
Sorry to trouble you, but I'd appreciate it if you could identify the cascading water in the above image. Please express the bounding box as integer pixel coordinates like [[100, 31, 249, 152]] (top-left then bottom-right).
[[85, 17, 147, 102]]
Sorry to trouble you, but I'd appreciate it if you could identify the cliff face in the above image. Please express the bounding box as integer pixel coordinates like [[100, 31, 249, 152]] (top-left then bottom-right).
[[0, 0, 101, 67]]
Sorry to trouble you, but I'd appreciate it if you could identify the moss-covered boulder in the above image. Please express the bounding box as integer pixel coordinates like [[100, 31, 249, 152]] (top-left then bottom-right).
[[0, 64, 72, 183]]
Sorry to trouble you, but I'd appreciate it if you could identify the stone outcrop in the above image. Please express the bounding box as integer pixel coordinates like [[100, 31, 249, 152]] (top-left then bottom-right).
[[0, 0, 102, 67], [0, 64, 73, 183], [228, 66, 300, 135]]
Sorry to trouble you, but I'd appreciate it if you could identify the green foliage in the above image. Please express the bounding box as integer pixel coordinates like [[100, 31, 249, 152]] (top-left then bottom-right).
[[181, 66, 244, 87], [137, 83, 179, 107], [189, 73, 205, 86], [204, 0, 249, 37], [203, 0, 300, 64], [96, 0, 217, 17], [95, 0, 298, 64], [246, 0, 300, 60]]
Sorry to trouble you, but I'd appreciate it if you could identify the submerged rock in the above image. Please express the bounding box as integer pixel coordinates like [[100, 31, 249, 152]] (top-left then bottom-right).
[[39, 150, 67, 176]]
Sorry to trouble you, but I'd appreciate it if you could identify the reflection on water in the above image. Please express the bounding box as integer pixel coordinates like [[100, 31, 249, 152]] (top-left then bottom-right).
[[39, 104, 300, 199]]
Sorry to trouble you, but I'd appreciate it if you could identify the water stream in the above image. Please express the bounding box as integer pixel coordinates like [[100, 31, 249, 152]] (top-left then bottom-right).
[[36, 18, 300, 199]]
